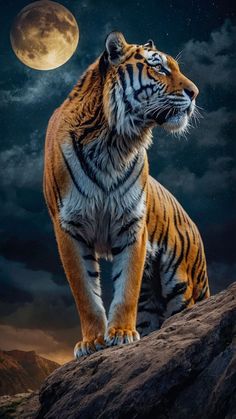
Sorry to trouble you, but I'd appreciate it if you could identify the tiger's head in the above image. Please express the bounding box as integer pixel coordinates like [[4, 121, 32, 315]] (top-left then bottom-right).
[[101, 32, 199, 137]]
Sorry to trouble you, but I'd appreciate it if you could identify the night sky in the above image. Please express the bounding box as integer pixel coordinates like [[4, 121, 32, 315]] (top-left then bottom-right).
[[0, 0, 235, 364]]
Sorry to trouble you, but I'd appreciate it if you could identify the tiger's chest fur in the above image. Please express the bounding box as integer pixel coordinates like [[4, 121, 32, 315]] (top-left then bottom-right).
[[59, 139, 147, 257]]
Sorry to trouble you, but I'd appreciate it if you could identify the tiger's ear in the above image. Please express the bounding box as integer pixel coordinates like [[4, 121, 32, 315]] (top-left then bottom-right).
[[105, 32, 127, 65], [144, 39, 156, 49]]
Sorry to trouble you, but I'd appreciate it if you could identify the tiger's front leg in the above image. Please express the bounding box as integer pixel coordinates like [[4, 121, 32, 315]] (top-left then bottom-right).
[[53, 218, 107, 359], [105, 226, 148, 346]]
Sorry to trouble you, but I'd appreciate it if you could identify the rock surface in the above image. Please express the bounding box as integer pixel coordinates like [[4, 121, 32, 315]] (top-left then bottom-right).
[[0, 350, 59, 396], [0, 392, 39, 418], [35, 283, 236, 418]]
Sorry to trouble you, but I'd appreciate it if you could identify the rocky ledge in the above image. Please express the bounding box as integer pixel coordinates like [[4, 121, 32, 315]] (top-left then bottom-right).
[[37, 283, 236, 419]]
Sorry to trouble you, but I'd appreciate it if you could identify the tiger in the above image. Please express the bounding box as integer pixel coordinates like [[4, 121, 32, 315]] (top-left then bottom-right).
[[44, 31, 210, 359]]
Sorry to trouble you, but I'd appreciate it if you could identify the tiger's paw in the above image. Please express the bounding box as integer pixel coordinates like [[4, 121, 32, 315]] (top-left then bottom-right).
[[105, 327, 140, 347], [74, 336, 105, 359]]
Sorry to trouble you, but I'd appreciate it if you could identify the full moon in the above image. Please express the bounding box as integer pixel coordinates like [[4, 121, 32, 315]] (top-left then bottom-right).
[[10, 0, 79, 70]]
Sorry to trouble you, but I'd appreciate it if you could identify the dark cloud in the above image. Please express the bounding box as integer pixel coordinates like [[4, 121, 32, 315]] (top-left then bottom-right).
[[158, 156, 235, 202], [0, 131, 43, 187], [190, 108, 232, 147], [181, 20, 236, 90], [0, 68, 79, 106], [0, 256, 77, 331], [0, 324, 75, 364]]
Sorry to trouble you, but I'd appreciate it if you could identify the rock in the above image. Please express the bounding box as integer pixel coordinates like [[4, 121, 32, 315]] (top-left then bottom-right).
[[0, 391, 39, 418], [37, 283, 236, 419]]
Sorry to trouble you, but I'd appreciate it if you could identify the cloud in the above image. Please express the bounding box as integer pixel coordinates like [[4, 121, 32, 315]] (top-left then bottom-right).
[[0, 65, 79, 106], [0, 130, 43, 188], [0, 256, 79, 343], [190, 108, 232, 147], [181, 20, 236, 89], [0, 324, 74, 364], [158, 156, 236, 198], [0, 256, 66, 296]]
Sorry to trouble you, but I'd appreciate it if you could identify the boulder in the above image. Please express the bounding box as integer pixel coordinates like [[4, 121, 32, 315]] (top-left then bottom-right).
[[37, 283, 236, 419]]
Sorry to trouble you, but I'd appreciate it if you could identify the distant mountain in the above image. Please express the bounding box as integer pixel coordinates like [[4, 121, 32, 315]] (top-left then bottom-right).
[[0, 349, 59, 396]]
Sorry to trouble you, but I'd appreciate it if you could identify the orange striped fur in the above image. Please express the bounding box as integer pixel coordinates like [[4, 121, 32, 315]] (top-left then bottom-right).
[[44, 32, 209, 358]]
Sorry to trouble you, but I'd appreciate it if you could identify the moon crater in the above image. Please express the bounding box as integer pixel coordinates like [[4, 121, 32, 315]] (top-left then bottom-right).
[[10, 0, 79, 70]]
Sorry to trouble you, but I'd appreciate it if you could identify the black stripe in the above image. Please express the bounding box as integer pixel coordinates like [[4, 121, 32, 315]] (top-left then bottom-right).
[[146, 67, 160, 83], [146, 207, 150, 224], [185, 230, 191, 262], [112, 270, 122, 282], [175, 202, 183, 225], [52, 170, 63, 207], [106, 131, 117, 170], [150, 220, 158, 243], [165, 282, 188, 303], [64, 228, 91, 248], [134, 53, 143, 60], [196, 264, 205, 284], [191, 248, 201, 281], [117, 216, 142, 236], [164, 240, 177, 274], [79, 106, 102, 128], [197, 285, 208, 301], [67, 220, 82, 228], [87, 271, 99, 278], [59, 147, 88, 198], [157, 224, 166, 247], [71, 132, 106, 192], [72, 132, 142, 194], [136, 62, 144, 86], [126, 64, 134, 87], [166, 229, 185, 284], [162, 219, 170, 251], [199, 270, 207, 285], [115, 153, 139, 189], [165, 204, 186, 282], [152, 192, 156, 214], [192, 226, 197, 245], [124, 178, 147, 214], [74, 122, 103, 142], [112, 238, 136, 256], [118, 67, 133, 114], [122, 160, 145, 195], [111, 86, 118, 119], [99, 50, 108, 79], [118, 67, 127, 90]]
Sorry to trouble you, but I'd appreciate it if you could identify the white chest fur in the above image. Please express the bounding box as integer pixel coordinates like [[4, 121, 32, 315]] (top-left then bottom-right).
[[59, 141, 146, 257]]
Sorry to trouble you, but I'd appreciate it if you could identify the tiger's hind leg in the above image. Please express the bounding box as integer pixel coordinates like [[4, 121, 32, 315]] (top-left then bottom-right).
[[160, 250, 209, 319], [137, 253, 166, 337]]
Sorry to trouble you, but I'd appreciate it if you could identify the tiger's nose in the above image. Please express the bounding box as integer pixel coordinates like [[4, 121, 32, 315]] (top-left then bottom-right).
[[184, 84, 199, 100]]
